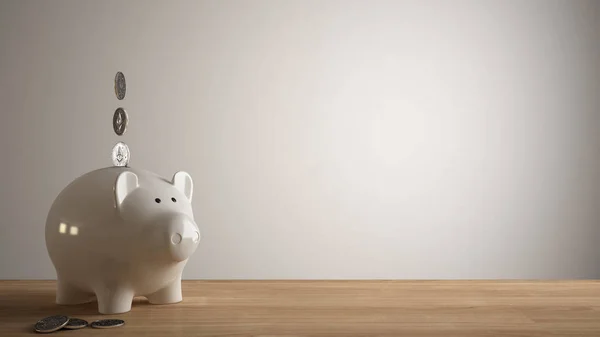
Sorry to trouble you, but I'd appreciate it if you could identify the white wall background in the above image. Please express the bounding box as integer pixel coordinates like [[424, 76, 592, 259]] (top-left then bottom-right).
[[1, 0, 599, 279]]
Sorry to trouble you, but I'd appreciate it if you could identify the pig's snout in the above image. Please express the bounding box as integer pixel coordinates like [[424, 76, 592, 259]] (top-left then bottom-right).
[[165, 214, 200, 262]]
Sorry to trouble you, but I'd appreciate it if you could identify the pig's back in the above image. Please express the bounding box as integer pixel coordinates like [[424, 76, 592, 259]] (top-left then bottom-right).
[[45, 166, 126, 233], [45, 167, 136, 285]]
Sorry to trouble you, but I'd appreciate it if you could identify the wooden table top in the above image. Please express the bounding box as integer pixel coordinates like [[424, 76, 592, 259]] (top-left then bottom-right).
[[1, 280, 600, 336]]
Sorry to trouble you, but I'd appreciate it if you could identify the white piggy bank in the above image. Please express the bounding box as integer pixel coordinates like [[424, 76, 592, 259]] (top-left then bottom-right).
[[45, 166, 201, 314]]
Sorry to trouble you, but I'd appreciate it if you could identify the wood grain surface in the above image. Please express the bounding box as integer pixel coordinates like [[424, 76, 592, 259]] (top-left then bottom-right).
[[1, 280, 600, 336]]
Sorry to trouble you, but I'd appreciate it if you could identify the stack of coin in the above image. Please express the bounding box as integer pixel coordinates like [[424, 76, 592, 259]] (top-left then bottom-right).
[[112, 71, 131, 167], [33, 315, 125, 333]]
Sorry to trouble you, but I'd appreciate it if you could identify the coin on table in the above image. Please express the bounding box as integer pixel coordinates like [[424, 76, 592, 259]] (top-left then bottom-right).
[[113, 107, 128, 136], [111, 141, 130, 167], [91, 319, 125, 329], [64, 318, 88, 330], [114, 71, 126, 100], [34, 315, 69, 333]]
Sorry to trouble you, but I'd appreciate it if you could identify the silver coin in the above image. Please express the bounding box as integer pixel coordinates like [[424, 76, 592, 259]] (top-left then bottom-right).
[[64, 318, 88, 330], [114, 71, 126, 100], [91, 319, 125, 329], [111, 142, 130, 167], [113, 107, 128, 136], [34, 315, 69, 333]]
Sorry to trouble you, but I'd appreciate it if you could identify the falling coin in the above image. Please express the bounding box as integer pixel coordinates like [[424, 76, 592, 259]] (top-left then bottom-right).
[[34, 315, 69, 333], [111, 142, 130, 167], [113, 107, 129, 136], [114, 71, 126, 100], [64, 318, 88, 330], [91, 319, 125, 329]]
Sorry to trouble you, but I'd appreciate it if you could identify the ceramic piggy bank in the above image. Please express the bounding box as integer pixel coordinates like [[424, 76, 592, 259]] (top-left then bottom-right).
[[45, 166, 201, 314]]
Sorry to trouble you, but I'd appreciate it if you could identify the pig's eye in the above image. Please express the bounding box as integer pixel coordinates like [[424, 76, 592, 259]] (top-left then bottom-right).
[[171, 197, 177, 202], [155, 198, 161, 203]]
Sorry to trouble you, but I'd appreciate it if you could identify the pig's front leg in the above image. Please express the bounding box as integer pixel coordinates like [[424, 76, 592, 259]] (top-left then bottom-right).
[[94, 285, 134, 314], [146, 276, 182, 304]]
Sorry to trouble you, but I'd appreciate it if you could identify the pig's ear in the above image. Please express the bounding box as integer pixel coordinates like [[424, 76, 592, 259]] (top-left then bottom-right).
[[172, 171, 193, 201], [115, 171, 139, 206]]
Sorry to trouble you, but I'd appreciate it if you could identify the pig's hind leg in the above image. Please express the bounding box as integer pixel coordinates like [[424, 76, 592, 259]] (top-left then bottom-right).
[[56, 278, 95, 305], [146, 276, 182, 304]]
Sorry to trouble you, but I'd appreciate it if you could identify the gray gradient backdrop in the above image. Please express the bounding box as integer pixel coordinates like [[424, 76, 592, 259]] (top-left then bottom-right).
[[1, 0, 599, 279]]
